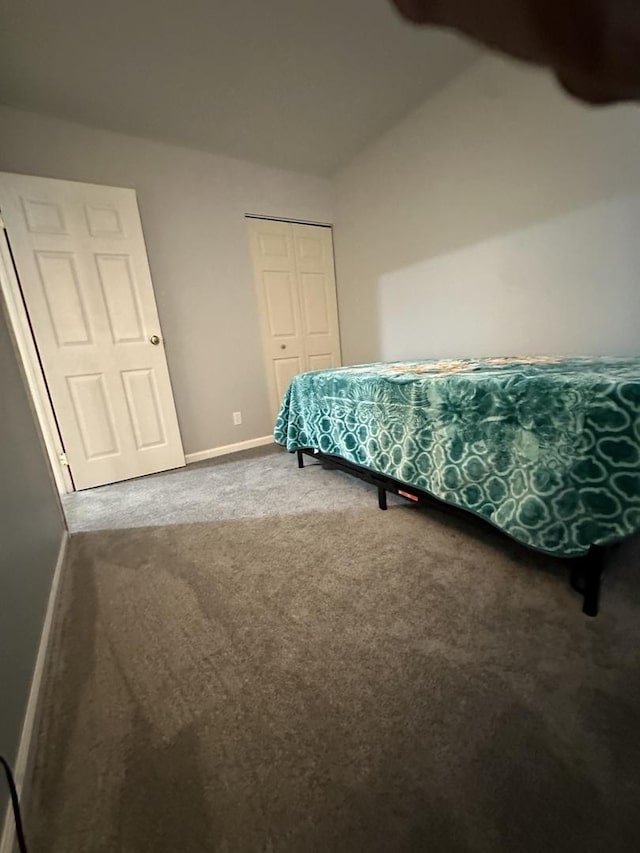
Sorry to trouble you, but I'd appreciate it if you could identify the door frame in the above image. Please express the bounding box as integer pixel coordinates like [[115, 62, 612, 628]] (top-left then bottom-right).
[[0, 215, 73, 494]]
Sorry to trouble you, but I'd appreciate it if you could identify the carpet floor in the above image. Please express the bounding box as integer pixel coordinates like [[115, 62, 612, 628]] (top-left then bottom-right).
[[61, 446, 382, 532], [30, 448, 640, 852]]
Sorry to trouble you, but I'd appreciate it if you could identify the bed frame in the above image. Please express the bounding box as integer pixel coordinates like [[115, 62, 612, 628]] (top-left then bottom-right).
[[295, 448, 606, 617]]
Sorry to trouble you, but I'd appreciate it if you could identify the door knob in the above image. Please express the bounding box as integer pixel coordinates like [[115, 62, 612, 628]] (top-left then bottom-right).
[[280, 344, 286, 350], [149, 335, 160, 345]]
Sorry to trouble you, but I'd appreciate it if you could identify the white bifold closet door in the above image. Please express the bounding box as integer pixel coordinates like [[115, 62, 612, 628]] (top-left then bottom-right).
[[0, 172, 185, 490], [248, 218, 342, 422]]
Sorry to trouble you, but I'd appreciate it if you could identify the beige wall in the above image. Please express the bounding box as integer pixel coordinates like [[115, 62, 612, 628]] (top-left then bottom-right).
[[333, 56, 640, 363], [0, 294, 65, 801], [0, 106, 333, 454]]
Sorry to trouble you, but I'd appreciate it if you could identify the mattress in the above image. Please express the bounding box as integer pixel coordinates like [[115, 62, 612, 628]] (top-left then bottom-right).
[[274, 357, 640, 557]]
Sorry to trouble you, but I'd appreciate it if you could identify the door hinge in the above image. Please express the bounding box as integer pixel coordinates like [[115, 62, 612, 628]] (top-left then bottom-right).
[[58, 452, 70, 467]]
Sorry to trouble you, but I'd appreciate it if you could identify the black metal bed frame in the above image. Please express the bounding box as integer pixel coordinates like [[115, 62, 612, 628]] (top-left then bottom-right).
[[295, 447, 605, 617]]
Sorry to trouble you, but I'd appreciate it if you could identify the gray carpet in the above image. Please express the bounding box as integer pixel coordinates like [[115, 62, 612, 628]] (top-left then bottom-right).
[[61, 446, 390, 532], [30, 448, 640, 852]]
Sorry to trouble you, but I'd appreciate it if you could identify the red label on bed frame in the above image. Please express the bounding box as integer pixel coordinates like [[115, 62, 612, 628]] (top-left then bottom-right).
[[398, 490, 419, 502]]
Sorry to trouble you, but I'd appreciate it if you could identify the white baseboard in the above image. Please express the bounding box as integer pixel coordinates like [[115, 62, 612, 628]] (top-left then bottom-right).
[[185, 435, 274, 465], [1, 532, 69, 853]]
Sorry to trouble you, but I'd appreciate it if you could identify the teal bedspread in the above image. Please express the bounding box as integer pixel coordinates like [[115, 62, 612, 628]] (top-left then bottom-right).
[[274, 357, 640, 557]]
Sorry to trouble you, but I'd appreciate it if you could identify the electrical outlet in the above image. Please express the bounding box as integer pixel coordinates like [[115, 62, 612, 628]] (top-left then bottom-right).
[[233, 411, 242, 426]]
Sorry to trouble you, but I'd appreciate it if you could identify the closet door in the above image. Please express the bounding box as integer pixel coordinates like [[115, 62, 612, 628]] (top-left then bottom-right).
[[291, 223, 342, 373], [248, 218, 307, 421], [248, 217, 342, 422]]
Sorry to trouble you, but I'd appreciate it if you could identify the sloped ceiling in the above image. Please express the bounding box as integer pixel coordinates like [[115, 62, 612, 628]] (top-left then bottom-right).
[[0, 0, 479, 175]]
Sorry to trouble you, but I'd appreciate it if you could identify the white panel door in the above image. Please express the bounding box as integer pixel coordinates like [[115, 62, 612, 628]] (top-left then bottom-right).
[[0, 172, 185, 489], [248, 218, 341, 422], [248, 218, 306, 419], [291, 223, 341, 373]]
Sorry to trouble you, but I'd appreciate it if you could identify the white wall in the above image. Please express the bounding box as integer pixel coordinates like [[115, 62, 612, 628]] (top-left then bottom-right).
[[0, 106, 333, 455], [333, 55, 640, 364]]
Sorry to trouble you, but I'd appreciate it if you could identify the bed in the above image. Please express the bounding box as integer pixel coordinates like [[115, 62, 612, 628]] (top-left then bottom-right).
[[274, 356, 640, 616]]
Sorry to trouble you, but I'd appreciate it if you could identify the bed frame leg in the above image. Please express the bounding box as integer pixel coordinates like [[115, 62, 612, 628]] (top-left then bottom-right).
[[297, 450, 304, 469], [570, 546, 605, 617], [378, 487, 387, 511]]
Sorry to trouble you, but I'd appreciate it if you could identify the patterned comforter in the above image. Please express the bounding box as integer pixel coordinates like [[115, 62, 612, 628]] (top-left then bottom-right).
[[274, 357, 640, 557]]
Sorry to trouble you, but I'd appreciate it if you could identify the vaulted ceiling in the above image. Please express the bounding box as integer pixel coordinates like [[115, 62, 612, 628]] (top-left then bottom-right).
[[0, 0, 479, 175]]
